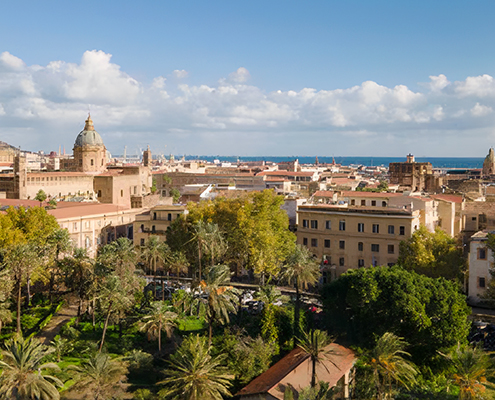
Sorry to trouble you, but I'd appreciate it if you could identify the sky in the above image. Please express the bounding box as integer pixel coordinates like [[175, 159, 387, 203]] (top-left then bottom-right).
[[2, 1, 495, 157]]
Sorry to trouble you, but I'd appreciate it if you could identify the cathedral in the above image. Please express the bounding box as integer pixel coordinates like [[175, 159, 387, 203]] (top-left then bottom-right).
[[0, 116, 154, 209]]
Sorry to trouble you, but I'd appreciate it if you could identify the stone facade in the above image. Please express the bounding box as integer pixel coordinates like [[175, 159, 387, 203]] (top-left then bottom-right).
[[483, 148, 495, 176]]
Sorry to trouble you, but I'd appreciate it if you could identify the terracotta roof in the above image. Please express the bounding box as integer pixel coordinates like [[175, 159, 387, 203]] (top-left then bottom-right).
[[237, 343, 356, 399], [313, 191, 335, 198], [237, 347, 309, 397], [430, 194, 463, 203], [339, 191, 403, 198], [48, 203, 131, 219], [257, 171, 315, 177]]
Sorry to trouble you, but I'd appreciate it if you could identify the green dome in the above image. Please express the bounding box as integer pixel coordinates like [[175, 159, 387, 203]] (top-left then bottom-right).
[[74, 115, 104, 147]]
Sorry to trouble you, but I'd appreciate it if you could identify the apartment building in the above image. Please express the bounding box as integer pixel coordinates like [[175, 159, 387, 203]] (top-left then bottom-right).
[[133, 204, 187, 246], [297, 204, 420, 279], [467, 231, 492, 304]]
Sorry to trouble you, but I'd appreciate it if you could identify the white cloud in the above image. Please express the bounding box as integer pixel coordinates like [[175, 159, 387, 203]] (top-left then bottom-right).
[[173, 70, 188, 79], [228, 67, 250, 83], [2, 50, 495, 156], [471, 102, 493, 117], [0, 52, 25, 71]]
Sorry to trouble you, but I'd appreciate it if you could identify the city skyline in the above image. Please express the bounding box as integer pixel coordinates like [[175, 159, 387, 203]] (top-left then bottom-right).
[[2, 1, 495, 156]]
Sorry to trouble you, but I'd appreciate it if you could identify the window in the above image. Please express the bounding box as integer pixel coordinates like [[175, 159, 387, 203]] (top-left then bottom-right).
[[324, 239, 331, 248], [358, 259, 365, 267], [303, 219, 309, 228], [371, 244, 380, 252], [472, 217, 477, 221], [388, 245, 395, 254], [90, 159, 94, 166], [371, 200, 376, 206], [168, 213, 172, 221], [339, 257, 345, 266], [311, 220, 318, 229], [140, 239, 145, 246], [399, 226, 405, 235], [73, 222, 77, 231], [303, 238, 308, 246], [479, 277, 486, 288], [387, 263, 395, 267], [358, 242, 364, 251], [339, 220, 346, 231], [361, 200, 366, 206], [339, 240, 345, 249], [382, 201, 387, 207], [325, 220, 331, 230], [153, 212, 157, 220], [120, 190, 124, 197], [311, 238, 318, 247], [140, 224, 144, 232], [388, 225, 395, 234], [478, 248, 487, 260], [372, 224, 379, 233], [358, 223, 364, 232], [351, 199, 355, 205]]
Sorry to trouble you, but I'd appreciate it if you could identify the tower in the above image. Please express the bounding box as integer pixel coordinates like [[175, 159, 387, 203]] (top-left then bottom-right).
[[73, 115, 107, 173], [143, 145, 152, 167]]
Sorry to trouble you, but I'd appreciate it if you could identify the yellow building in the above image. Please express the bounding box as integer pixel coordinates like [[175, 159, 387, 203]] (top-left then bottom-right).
[[297, 204, 420, 279], [134, 204, 187, 246]]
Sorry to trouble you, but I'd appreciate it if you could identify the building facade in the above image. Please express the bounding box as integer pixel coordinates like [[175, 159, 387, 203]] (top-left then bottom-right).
[[297, 204, 420, 278]]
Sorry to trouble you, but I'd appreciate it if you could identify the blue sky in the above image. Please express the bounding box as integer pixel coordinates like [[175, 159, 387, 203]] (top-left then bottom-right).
[[2, 0, 495, 157]]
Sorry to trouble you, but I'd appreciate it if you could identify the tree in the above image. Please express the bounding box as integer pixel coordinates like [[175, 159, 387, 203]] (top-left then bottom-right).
[[158, 334, 233, 400], [69, 352, 127, 400], [34, 189, 47, 206], [366, 332, 418, 399], [0, 301, 12, 334], [61, 247, 94, 323], [170, 188, 181, 203], [3, 243, 39, 333], [46, 228, 73, 301], [298, 329, 336, 388], [0, 336, 62, 400], [440, 343, 495, 400], [141, 236, 169, 297], [257, 285, 286, 351], [280, 244, 320, 342], [322, 266, 471, 363], [140, 301, 177, 352], [398, 225, 465, 282], [198, 264, 239, 345]]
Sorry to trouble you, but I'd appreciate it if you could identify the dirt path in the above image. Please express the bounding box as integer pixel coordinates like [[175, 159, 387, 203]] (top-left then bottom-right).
[[37, 301, 79, 345]]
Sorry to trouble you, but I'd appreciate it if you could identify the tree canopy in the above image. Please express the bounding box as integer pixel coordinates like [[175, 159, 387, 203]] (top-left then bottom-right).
[[168, 190, 296, 276], [321, 266, 470, 362], [397, 225, 465, 282]]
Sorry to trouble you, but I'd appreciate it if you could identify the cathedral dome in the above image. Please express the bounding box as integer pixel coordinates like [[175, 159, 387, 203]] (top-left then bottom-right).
[[74, 115, 104, 147]]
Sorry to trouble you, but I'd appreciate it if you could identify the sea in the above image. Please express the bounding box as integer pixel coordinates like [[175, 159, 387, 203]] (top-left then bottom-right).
[[183, 156, 485, 169]]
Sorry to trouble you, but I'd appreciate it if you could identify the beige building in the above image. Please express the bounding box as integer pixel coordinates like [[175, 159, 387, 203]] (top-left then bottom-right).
[[297, 204, 420, 278], [134, 204, 187, 247], [467, 231, 492, 304], [0, 199, 146, 257]]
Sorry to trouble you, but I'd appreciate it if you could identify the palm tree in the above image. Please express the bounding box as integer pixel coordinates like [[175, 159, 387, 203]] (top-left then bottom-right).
[[0, 336, 62, 400], [298, 329, 336, 388], [46, 228, 73, 301], [198, 264, 239, 345], [167, 250, 190, 277], [441, 343, 495, 400], [62, 247, 94, 323], [190, 221, 225, 283], [158, 334, 233, 400], [280, 245, 320, 342], [367, 332, 418, 400], [140, 302, 177, 352], [141, 237, 169, 283], [69, 352, 127, 400]]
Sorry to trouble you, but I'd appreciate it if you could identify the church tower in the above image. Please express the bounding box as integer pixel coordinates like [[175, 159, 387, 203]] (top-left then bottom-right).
[[143, 145, 152, 167], [73, 115, 107, 173]]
